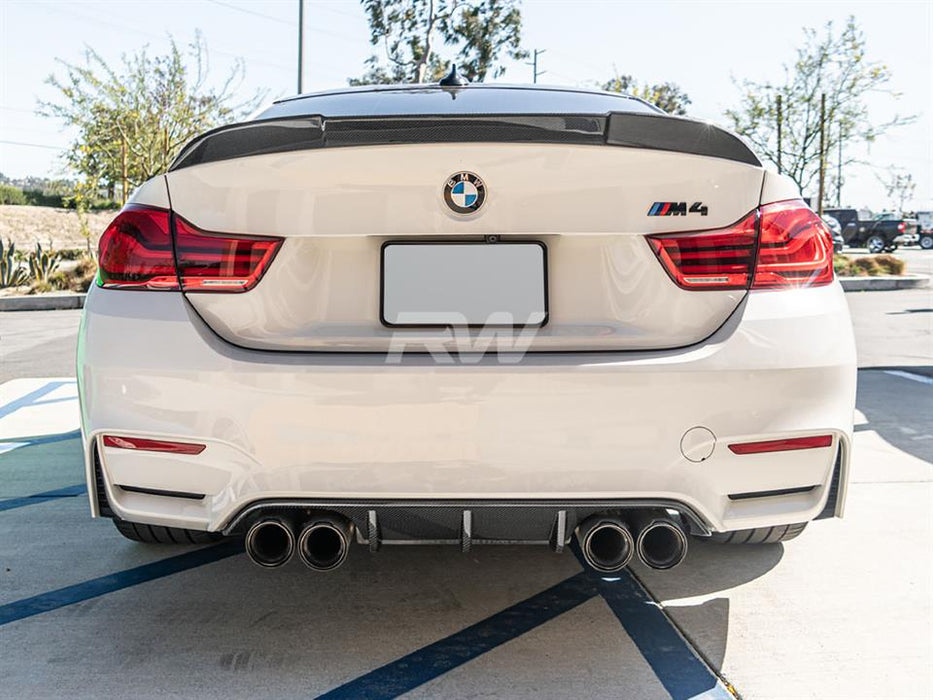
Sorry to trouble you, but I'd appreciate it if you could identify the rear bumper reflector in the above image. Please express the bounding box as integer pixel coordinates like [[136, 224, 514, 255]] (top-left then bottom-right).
[[728, 435, 833, 455], [728, 485, 818, 501], [102, 435, 206, 455]]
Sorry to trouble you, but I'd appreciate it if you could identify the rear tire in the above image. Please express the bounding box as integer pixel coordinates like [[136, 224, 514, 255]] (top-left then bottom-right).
[[866, 235, 885, 254], [708, 522, 807, 544], [920, 234, 933, 250], [113, 518, 222, 545]]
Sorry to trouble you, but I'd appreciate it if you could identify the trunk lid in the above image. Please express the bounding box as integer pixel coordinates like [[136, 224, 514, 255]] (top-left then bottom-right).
[[164, 141, 764, 352]]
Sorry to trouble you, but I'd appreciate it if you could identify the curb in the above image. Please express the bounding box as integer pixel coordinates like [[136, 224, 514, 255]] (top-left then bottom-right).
[[0, 293, 86, 312], [839, 274, 930, 292]]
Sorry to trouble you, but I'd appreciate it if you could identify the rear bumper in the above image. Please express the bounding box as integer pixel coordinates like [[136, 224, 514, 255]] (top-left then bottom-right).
[[78, 283, 856, 535]]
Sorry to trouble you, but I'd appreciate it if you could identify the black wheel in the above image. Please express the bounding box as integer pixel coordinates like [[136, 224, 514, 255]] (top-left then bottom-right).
[[920, 235, 933, 250], [707, 522, 807, 544], [883, 244, 898, 253], [866, 235, 885, 254], [113, 518, 222, 545]]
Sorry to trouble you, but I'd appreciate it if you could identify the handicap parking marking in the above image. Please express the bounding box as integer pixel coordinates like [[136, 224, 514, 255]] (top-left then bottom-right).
[[0, 378, 79, 445], [0, 540, 243, 627], [320, 547, 735, 700], [0, 483, 86, 513], [318, 571, 599, 700], [883, 369, 933, 386]]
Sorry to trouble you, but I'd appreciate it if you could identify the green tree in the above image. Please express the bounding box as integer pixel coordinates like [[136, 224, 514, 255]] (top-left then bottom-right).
[[725, 17, 913, 197], [40, 34, 262, 204], [352, 0, 528, 85], [602, 74, 691, 116]]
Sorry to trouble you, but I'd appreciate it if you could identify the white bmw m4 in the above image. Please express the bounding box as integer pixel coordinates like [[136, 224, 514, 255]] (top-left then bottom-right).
[[78, 83, 855, 573]]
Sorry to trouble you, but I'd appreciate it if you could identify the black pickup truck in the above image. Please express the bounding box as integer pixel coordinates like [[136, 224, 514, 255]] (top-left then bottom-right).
[[823, 208, 919, 253]]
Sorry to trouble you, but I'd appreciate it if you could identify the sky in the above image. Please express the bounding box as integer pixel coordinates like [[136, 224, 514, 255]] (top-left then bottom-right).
[[1, 0, 931, 210]]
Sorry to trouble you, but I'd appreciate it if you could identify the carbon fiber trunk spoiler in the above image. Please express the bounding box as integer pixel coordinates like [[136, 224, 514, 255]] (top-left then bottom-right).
[[170, 112, 760, 171]]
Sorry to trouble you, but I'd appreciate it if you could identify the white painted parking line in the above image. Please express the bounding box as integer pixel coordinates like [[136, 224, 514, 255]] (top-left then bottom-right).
[[0, 377, 79, 441], [883, 369, 933, 386]]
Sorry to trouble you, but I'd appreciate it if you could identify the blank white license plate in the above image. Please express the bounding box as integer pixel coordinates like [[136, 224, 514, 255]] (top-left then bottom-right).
[[381, 242, 548, 327]]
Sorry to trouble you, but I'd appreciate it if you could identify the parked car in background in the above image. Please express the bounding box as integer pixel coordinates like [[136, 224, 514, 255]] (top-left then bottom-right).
[[822, 215, 845, 253], [917, 211, 933, 250], [824, 208, 919, 253]]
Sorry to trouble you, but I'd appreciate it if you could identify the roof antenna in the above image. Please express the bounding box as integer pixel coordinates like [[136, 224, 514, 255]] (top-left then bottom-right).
[[439, 64, 469, 87]]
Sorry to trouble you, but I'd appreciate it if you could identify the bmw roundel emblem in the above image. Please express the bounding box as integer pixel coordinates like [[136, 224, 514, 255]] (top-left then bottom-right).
[[444, 172, 486, 215]]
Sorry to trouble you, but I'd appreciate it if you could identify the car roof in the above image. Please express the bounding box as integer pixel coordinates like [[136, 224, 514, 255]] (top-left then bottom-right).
[[259, 84, 663, 120]]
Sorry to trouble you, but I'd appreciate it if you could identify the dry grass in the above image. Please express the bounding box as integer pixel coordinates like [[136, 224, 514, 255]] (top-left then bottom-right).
[[0, 205, 116, 252]]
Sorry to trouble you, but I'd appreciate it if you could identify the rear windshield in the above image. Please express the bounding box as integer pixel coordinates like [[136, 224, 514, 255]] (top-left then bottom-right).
[[259, 85, 661, 120]]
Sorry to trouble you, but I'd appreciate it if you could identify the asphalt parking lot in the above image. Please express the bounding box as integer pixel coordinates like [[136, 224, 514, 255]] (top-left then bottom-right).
[[1, 251, 931, 699]]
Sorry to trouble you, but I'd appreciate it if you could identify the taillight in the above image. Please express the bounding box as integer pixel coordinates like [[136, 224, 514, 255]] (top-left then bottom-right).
[[97, 205, 282, 293], [97, 206, 179, 290], [647, 211, 758, 290], [648, 200, 833, 291], [897, 221, 906, 233], [752, 200, 834, 289], [174, 217, 282, 293]]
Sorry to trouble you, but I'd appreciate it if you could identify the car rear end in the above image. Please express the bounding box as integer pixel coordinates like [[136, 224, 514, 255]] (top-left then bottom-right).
[[78, 85, 855, 572]]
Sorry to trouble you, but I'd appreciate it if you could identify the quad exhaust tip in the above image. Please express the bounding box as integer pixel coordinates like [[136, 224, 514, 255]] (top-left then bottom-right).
[[577, 516, 635, 573], [245, 518, 295, 568], [297, 516, 351, 571], [635, 516, 688, 571]]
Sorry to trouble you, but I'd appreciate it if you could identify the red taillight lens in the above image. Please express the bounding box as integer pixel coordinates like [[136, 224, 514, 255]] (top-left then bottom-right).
[[96, 205, 283, 293], [175, 217, 282, 293], [647, 211, 758, 290], [97, 206, 179, 290], [648, 200, 834, 291], [897, 221, 905, 233], [752, 200, 834, 289]]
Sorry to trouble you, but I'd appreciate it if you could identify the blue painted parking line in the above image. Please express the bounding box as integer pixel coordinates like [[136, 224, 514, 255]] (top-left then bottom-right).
[[320, 547, 735, 699], [0, 429, 82, 457], [0, 484, 86, 513], [0, 540, 243, 626], [0, 380, 74, 420], [317, 571, 599, 700], [596, 573, 733, 700]]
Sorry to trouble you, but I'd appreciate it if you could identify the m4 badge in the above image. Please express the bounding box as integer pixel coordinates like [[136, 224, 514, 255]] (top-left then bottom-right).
[[648, 202, 709, 216]]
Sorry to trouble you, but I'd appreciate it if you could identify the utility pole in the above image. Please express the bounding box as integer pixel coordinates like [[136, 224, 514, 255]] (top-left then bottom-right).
[[775, 94, 782, 175], [297, 0, 305, 94], [817, 93, 826, 216], [120, 136, 128, 206], [836, 131, 842, 207], [526, 49, 546, 84]]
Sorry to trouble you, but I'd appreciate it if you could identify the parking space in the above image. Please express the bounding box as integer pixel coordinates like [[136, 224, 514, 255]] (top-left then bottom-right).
[[1, 283, 931, 698]]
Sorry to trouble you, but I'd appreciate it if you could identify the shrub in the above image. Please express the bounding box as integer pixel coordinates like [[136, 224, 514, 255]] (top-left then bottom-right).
[[28, 241, 62, 283], [23, 189, 65, 208], [0, 184, 27, 205], [872, 254, 905, 276], [852, 257, 882, 277], [68, 255, 98, 291], [833, 254, 853, 276], [1, 239, 28, 287]]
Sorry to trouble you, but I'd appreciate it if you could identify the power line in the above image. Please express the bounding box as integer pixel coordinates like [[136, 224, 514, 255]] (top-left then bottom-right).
[[35, 1, 295, 71], [204, 0, 293, 26], [204, 0, 358, 42], [0, 140, 65, 151]]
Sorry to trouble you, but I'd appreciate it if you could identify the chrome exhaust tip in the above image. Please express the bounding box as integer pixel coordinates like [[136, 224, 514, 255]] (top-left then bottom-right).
[[245, 518, 295, 568], [577, 515, 635, 573], [297, 516, 351, 571], [633, 513, 688, 570]]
